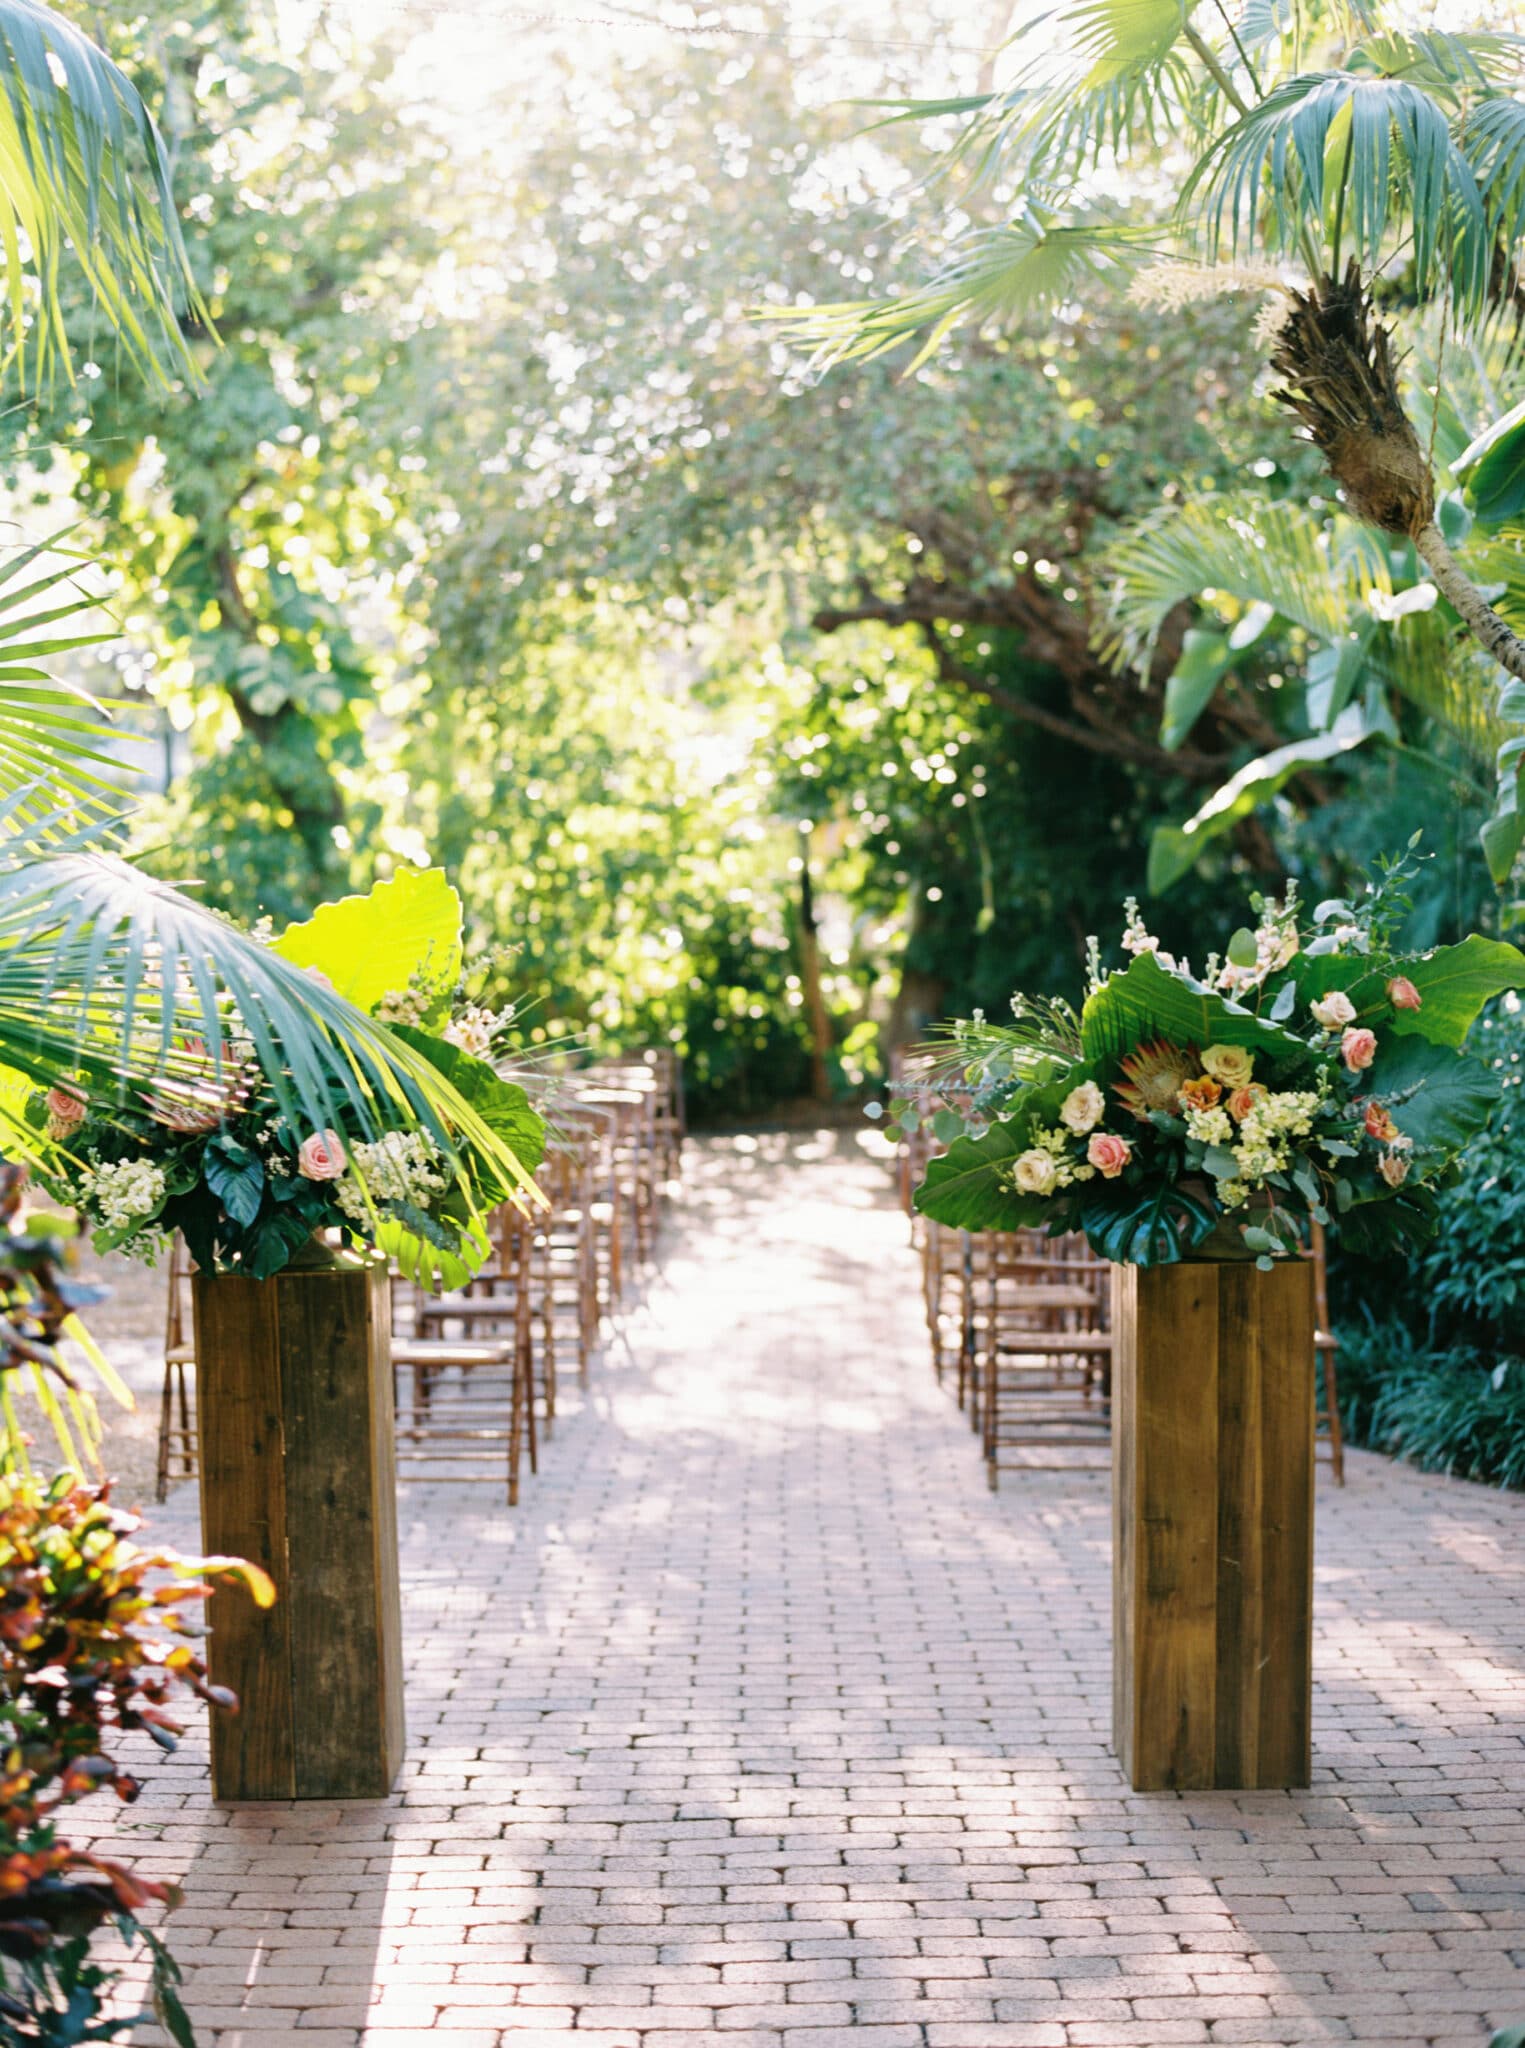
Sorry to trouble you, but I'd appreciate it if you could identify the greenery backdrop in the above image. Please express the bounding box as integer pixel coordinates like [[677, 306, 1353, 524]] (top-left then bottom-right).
[[4, 0, 1501, 1127]]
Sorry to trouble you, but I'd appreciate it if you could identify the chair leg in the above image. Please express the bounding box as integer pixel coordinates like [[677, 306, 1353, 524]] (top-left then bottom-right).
[[984, 1351, 999, 1492], [155, 1367, 173, 1504], [508, 1351, 524, 1507], [1323, 1345, 1346, 1486], [523, 1338, 539, 1475]]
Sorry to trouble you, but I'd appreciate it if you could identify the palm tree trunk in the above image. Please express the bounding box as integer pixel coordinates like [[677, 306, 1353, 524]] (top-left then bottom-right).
[[1412, 522, 1525, 683]]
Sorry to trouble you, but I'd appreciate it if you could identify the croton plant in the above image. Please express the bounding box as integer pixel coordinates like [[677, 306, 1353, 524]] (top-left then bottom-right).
[[898, 852, 1525, 1268]]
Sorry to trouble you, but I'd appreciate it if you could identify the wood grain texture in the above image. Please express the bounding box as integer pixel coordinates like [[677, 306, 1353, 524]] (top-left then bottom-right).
[[193, 1263, 404, 1802], [193, 1274, 296, 1801], [1112, 1257, 1315, 1791]]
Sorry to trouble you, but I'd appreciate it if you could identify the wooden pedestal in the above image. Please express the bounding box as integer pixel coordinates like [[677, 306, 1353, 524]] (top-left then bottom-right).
[[1111, 1257, 1315, 1792], [192, 1262, 405, 1802]]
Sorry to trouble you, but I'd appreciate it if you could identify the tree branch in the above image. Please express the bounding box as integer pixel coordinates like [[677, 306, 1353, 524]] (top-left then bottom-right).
[[914, 630, 1225, 782]]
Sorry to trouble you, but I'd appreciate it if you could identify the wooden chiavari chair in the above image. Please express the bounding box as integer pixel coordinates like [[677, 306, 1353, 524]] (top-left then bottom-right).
[[155, 1234, 198, 1501], [975, 1230, 1113, 1489], [396, 1206, 537, 1498], [575, 1072, 660, 1273], [532, 1136, 602, 1391]]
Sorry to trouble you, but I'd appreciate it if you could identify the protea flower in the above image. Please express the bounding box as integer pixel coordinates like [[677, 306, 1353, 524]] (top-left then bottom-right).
[[1113, 1039, 1198, 1122], [143, 1036, 250, 1134]]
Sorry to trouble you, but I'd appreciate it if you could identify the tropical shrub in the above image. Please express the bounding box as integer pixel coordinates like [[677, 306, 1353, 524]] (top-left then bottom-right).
[[1335, 1316, 1525, 1493], [0, 1471, 273, 2043]]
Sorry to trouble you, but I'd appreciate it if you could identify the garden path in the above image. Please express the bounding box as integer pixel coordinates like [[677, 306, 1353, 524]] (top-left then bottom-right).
[[107, 1128, 1525, 2048]]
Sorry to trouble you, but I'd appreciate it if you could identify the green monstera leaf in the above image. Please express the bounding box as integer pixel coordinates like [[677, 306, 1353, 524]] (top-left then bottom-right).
[[1075, 1177, 1220, 1267], [270, 868, 464, 1017], [1081, 952, 1308, 1071]]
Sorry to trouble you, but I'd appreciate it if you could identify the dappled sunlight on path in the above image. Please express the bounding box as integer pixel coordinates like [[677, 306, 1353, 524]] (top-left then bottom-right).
[[102, 1130, 1524, 2047]]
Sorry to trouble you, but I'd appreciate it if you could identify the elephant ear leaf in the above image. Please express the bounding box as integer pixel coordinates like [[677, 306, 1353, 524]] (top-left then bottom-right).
[[1081, 951, 1306, 1067], [914, 1117, 1052, 1233], [270, 868, 464, 1019], [1381, 935, 1525, 1048]]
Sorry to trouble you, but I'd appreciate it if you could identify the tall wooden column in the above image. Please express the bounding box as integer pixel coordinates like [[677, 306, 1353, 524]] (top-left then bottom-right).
[[1111, 1257, 1315, 1792], [192, 1262, 405, 1802]]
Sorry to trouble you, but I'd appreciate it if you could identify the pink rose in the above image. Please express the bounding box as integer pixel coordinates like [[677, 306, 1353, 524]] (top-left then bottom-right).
[[1387, 975, 1421, 1012], [1378, 1150, 1410, 1188], [44, 1086, 86, 1132], [1087, 1131, 1132, 1180], [1341, 1027, 1377, 1072], [297, 1129, 347, 1181]]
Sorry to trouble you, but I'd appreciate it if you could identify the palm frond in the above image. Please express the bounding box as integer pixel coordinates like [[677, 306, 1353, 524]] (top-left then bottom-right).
[[1182, 69, 1491, 322], [1461, 94, 1525, 267], [772, 218, 1149, 370], [1372, 625, 1507, 765], [1101, 491, 1389, 666], [0, 846, 539, 1205], [0, 534, 127, 826], [0, 0, 205, 389], [925, 0, 1213, 198]]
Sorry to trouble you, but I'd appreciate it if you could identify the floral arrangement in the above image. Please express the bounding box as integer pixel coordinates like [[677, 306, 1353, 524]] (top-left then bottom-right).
[[28, 872, 543, 1286], [0, 1469, 273, 2044], [899, 851, 1524, 1267]]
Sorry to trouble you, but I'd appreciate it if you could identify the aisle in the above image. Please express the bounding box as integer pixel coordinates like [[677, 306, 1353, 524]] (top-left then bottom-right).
[[109, 1129, 1525, 2047]]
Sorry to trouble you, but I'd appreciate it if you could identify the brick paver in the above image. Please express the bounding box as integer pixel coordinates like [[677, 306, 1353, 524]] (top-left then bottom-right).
[[97, 1129, 1525, 2046]]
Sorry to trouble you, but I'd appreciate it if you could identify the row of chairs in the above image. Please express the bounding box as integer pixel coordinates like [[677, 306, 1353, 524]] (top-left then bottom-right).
[[156, 1049, 685, 1504], [892, 1061, 1345, 1491]]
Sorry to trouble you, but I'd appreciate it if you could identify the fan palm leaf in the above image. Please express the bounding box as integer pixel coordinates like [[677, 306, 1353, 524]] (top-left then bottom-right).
[[777, 217, 1150, 370], [0, 0, 204, 389], [0, 843, 540, 1200], [1101, 490, 1391, 665], [1181, 67, 1491, 318]]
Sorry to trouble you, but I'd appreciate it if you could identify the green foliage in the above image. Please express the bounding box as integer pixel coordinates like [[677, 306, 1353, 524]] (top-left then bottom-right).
[[1335, 1313, 1525, 1491], [1078, 950, 1307, 1067], [1413, 998, 1525, 1346], [0, 0, 203, 389]]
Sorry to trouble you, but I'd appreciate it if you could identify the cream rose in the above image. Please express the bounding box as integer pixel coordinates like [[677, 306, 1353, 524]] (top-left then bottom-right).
[[1059, 1080, 1105, 1135], [1200, 1043, 1254, 1088], [297, 1129, 348, 1181], [1341, 1026, 1377, 1073], [1012, 1149, 1058, 1197], [1311, 990, 1356, 1031], [1086, 1132, 1131, 1180]]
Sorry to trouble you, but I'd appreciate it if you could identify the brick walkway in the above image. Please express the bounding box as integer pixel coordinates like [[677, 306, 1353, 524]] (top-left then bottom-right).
[[105, 1129, 1525, 2047]]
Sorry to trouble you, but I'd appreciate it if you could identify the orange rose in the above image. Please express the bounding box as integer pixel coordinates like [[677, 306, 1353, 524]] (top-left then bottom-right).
[[1226, 1083, 1268, 1122], [1363, 1101, 1399, 1144], [1179, 1075, 1222, 1112]]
